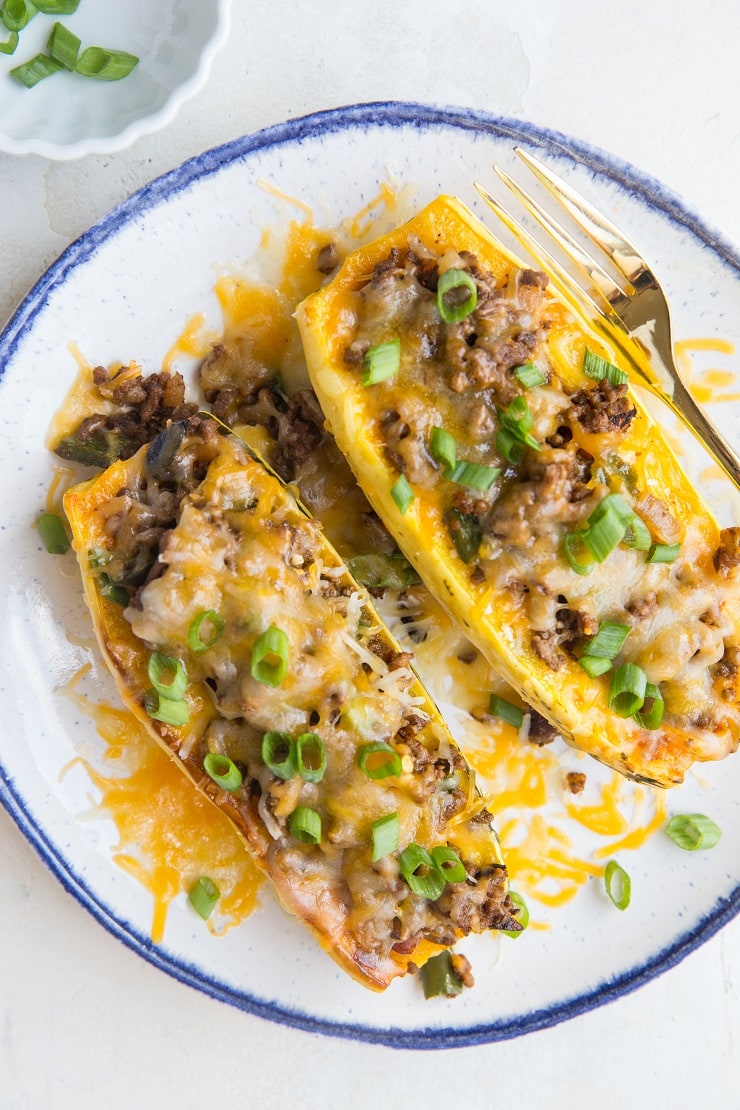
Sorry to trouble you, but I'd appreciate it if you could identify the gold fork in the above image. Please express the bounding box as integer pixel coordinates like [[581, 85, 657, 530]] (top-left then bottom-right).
[[475, 149, 740, 493]]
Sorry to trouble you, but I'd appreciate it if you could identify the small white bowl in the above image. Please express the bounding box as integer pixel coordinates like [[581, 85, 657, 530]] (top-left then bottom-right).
[[0, 0, 232, 159]]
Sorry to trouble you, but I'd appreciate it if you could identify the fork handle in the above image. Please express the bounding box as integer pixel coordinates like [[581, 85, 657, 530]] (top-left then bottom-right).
[[658, 373, 740, 495]]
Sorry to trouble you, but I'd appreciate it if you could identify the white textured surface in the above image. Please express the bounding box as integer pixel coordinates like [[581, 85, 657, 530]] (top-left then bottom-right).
[[1, 1, 739, 1107], [0, 0, 232, 158]]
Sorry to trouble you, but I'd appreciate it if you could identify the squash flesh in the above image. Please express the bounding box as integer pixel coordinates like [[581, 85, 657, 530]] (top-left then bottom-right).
[[297, 195, 740, 787]]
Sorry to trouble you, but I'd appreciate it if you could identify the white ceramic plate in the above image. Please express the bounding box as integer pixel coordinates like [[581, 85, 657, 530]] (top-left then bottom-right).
[[0, 0, 232, 158], [2, 104, 740, 1048]]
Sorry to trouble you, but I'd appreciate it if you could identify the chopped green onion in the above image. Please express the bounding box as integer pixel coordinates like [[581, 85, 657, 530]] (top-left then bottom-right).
[[502, 394, 532, 429], [444, 508, 482, 564], [497, 397, 541, 453], [489, 694, 524, 729], [515, 429, 541, 451], [75, 46, 139, 81], [578, 655, 613, 678], [288, 806, 322, 845], [357, 741, 402, 780], [203, 752, 243, 793], [47, 20, 79, 68], [582, 500, 630, 562], [98, 574, 128, 607], [399, 843, 446, 900], [148, 652, 188, 701], [623, 514, 652, 551], [634, 682, 664, 729], [188, 609, 225, 653], [261, 731, 296, 780], [514, 363, 547, 389], [188, 876, 219, 920], [430, 426, 457, 475], [588, 491, 633, 526], [647, 542, 681, 564], [495, 427, 526, 465], [391, 474, 414, 514], [447, 461, 500, 491], [581, 620, 631, 661], [431, 845, 467, 884], [665, 814, 722, 851], [361, 338, 400, 386], [583, 347, 629, 386], [143, 690, 189, 727], [0, 29, 18, 53], [608, 663, 647, 717], [566, 494, 650, 571], [420, 950, 465, 998], [437, 268, 478, 324], [581, 512, 626, 563], [251, 625, 289, 687], [37, 511, 70, 554], [604, 859, 631, 910], [371, 812, 399, 862], [10, 53, 63, 87], [346, 552, 421, 590], [295, 732, 326, 784], [502, 890, 529, 938], [33, 0, 81, 12], [562, 531, 597, 576], [2, 0, 36, 32]]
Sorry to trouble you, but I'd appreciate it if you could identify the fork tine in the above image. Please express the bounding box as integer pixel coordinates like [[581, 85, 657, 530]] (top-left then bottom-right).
[[514, 147, 650, 287], [474, 181, 612, 326], [493, 164, 629, 306]]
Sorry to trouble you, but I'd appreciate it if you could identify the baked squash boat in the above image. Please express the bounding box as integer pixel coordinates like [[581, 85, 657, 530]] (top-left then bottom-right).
[[297, 195, 740, 788], [63, 415, 519, 989]]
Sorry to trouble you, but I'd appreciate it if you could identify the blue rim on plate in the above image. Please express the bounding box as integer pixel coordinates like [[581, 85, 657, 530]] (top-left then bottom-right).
[[2, 102, 739, 1049]]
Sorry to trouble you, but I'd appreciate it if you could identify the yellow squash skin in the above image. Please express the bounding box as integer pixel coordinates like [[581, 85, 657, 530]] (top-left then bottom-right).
[[297, 195, 740, 787], [64, 430, 509, 989]]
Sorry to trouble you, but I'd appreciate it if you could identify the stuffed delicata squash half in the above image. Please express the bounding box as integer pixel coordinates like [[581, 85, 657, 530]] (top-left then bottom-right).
[[64, 415, 519, 990], [297, 196, 740, 787]]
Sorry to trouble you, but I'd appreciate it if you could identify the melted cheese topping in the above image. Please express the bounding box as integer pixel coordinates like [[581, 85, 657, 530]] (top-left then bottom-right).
[[378, 588, 665, 921], [161, 312, 215, 373], [65, 426, 514, 985], [297, 197, 740, 787], [55, 184, 729, 950], [62, 679, 263, 941], [45, 345, 114, 449], [128, 442, 418, 748], [675, 338, 738, 404], [46, 464, 78, 514]]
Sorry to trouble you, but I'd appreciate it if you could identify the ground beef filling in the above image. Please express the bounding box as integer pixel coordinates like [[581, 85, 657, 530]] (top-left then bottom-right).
[[343, 247, 568, 564], [528, 711, 560, 746], [84, 414, 221, 602], [95, 424, 516, 961], [343, 242, 740, 740], [569, 380, 637, 435], [715, 527, 740, 575], [55, 365, 199, 468], [342, 247, 616, 674], [199, 343, 328, 483]]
